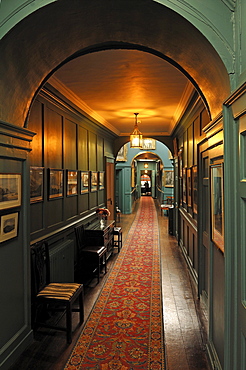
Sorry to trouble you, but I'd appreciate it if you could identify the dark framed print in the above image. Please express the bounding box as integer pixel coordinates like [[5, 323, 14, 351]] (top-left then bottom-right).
[[30, 167, 44, 203], [90, 171, 98, 192], [99, 171, 105, 190], [192, 166, 198, 213], [211, 163, 224, 252], [0, 173, 21, 210], [164, 170, 174, 187], [48, 169, 63, 199], [0, 212, 18, 243], [67, 170, 78, 196], [182, 168, 187, 204], [187, 168, 192, 207], [81, 171, 89, 194]]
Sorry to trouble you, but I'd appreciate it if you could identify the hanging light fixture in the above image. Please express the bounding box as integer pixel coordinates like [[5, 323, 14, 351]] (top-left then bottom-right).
[[130, 113, 143, 148], [144, 163, 148, 168]]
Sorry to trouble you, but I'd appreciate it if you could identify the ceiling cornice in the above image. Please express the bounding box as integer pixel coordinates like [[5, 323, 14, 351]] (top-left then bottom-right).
[[48, 76, 120, 136]]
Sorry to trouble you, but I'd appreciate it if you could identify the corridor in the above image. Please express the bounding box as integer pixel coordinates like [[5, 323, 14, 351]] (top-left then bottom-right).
[[10, 199, 211, 370]]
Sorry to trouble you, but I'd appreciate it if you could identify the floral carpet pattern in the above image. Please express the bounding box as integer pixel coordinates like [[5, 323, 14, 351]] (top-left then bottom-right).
[[65, 197, 165, 369]]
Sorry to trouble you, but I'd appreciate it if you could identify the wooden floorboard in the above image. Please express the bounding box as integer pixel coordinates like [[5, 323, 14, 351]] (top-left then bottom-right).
[[10, 197, 211, 370]]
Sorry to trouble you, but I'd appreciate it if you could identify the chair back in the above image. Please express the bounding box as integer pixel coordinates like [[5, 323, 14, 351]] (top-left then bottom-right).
[[74, 224, 86, 252], [31, 241, 50, 296]]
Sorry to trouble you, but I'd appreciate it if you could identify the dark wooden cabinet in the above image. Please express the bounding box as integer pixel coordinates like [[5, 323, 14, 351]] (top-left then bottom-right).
[[85, 220, 115, 260]]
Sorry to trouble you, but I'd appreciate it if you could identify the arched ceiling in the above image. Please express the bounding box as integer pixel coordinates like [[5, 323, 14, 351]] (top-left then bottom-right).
[[0, 0, 230, 130], [52, 49, 192, 136]]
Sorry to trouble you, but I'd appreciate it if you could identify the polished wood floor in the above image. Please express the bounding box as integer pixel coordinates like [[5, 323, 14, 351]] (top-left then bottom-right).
[[10, 198, 211, 370]]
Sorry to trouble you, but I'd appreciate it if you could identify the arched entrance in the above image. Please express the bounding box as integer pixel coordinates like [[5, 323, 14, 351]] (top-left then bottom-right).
[[0, 0, 230, 128]]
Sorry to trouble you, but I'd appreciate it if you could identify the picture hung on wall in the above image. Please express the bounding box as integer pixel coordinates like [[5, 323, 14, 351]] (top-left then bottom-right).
[[0, 212, 18, 243], [67, 170, 78, 196], [0, 173, 21, 210], [48, 169, 63, 200], [192, 166, 198, 213], [90, 171, 98, 192], [99, 171, 105, 190], [179, 177, 183, 206], [116, 144, 127, 162], [81, 171, 89, 194], [141, 138, 156, 150], [183, 168, 187, 204], [178, 148, 183, 178], [187, 168, 192, 207], [164, 170, 174, 187], [30, 167, 44, 203], [211, 163, 224, 252]]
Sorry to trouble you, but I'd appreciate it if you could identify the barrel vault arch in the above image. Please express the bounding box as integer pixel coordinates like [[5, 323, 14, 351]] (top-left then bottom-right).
[[0, 0, 230, 128]]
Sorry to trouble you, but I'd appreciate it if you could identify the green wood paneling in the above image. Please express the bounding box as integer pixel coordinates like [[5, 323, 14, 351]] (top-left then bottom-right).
[[78, 126, 88, 170], [89, 131, 97, 170], [45, 106, 63, 169], [64, 118, 77, 169], [97, 136, 104, 171], [28, 99, 43, 167]]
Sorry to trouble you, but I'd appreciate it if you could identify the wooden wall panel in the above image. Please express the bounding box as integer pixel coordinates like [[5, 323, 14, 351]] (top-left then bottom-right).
[[78, 126, 88, 170], [46, 199, 63, 227], [28, 99, 43, 166], [64, 195, 78, 220], [193, 117, 199, 165], [30, 202, 44, 233], [183, 130, 188, 168], [64, 118, 77, 169], [45, 106, 63, 169], [200, 108, 210, 132], [188, 123, 193, 168], [97, 136, 104, 170], [89, 131, 97, 170]]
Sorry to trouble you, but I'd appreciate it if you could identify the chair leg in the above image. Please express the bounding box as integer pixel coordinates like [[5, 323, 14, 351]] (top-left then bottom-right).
[[79, 291, 84, 324], [66, 302, 72, 344], [104, 253, 107, 274]]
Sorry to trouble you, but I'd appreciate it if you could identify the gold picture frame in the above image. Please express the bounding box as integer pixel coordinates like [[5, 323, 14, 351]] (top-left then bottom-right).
[[81, 171, 89, 194], [30, 167, 44, 203], [0, 173, 21, 210], [0, 212, 18, 243], [48, 169, 63, 200], [67, 170, 78, 196], [211, 163, 224, 252]]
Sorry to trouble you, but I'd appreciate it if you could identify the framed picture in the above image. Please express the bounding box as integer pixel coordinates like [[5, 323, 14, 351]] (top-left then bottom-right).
[[90, 171, 98, 192], [0, 212, 18, 243], [183, 168, 187, 204], [99, 171, 105, 190], [0, 173, 21, 210], [81, 171, 89, 194], [48, 169, 63, 200], [141, 138, 156, 150], [192, 166, 198, 214], [116, 144, 127, 161], [211, 163, 224, 252], [30, 167, 44, 203], [178, 151, 183, 179], [187, 168, 192, 207], [67, 170, 78, 196], [164, 170, 174, 187]]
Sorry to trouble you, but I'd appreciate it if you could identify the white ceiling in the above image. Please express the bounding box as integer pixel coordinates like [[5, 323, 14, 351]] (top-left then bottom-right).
[[52, 49, 194, 137]]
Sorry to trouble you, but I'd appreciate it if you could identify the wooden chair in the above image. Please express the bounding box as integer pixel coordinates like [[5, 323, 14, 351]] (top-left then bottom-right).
[[74, 224, 107, 284], [31, 241, 84, 344], [160, 196, 174, 216], [113, 226, 122, 253]]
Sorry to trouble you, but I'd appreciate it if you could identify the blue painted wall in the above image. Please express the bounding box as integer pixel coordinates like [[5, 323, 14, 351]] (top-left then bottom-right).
[[116, 141, 174, 213]]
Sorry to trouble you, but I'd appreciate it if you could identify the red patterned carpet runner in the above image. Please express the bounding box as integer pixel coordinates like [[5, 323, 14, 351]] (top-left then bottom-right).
[[65, 197, 165, 369]]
